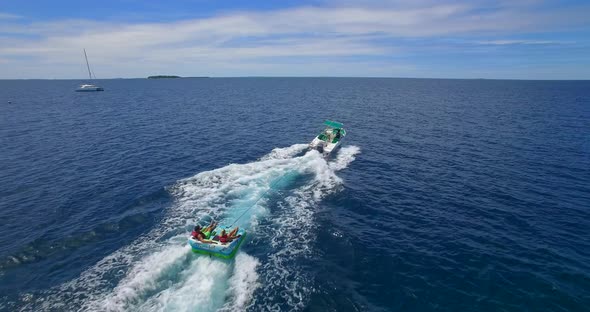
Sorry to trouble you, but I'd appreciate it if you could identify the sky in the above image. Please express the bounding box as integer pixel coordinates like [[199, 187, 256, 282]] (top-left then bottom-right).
[[0, 0, 589, 79]]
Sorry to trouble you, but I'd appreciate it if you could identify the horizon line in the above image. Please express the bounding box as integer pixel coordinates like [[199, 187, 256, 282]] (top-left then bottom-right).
[[1, 76, 589, 81]]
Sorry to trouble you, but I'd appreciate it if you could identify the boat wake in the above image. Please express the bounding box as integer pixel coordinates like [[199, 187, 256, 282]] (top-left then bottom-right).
[[27, 144, 359, 312]]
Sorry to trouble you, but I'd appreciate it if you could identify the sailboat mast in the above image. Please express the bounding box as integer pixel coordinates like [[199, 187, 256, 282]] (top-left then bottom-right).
[[83, 49, 92, 79]]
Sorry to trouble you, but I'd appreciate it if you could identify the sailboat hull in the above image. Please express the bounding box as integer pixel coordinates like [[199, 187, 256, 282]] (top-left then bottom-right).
[[76, 85, 104, 92], [75, 86, 104, 92]]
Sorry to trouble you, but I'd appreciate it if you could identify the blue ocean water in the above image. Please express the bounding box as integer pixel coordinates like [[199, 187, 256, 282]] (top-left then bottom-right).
[[0, 78, 589, 311]]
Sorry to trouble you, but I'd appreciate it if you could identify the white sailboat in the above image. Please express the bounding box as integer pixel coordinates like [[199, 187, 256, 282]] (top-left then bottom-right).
[[76, 49, 104, 92]]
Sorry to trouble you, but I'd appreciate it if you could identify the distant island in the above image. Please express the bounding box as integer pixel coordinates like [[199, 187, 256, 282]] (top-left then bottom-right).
[[148, 75, 181, 79]]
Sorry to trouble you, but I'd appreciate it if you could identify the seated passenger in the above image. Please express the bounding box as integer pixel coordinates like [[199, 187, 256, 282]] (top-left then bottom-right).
[[191, 225, 213, 244], [201, 220, 218, 239], [217, 227, 241, 244], [218, 229, 229, 243], [191, 225, 201, 239]]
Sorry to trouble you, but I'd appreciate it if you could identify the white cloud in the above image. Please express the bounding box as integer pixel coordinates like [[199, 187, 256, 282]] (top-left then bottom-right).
[[0, 1, 588, 78], [477, 40, 563, 45], [0, 12, 21, 20]]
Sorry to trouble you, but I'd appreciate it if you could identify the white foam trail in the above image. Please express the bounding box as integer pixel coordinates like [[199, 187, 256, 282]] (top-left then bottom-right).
[[137, 255, 232, 312], [259, 144, 308, 161], [330, 146, 361, 172], [219, 253, 261, 312], [27, 144, 359, 312], [255, 146, 361, 311], [98, 245, 190, 311]]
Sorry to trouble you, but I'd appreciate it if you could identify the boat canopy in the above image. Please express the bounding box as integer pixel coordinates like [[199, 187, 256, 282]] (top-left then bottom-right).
[[324, 120, 344, 129]]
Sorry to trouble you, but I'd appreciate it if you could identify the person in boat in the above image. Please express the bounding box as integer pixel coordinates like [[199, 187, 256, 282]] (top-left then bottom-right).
[[214, 227, 241, 244], [191, 221, 218, 243], [191, 225, 214, 244], [207, 220, 218, 233]]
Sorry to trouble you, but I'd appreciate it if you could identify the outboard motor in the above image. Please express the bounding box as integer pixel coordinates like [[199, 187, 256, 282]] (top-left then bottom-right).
[[317, 141, 325, 153]]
